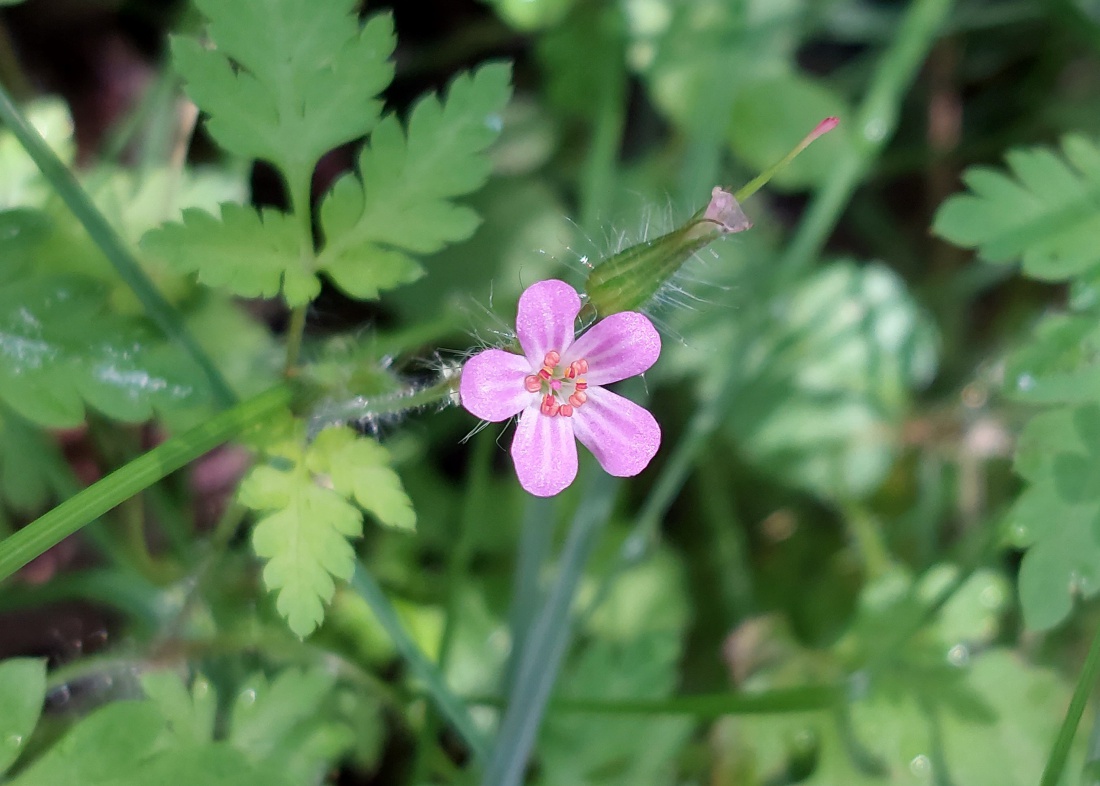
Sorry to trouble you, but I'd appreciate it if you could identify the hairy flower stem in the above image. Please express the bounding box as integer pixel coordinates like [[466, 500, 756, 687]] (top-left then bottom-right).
[[306, 373, 461, 437]]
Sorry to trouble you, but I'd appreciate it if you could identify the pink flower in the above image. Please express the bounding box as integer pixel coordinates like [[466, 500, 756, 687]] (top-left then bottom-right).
[[460, 279, 661, 497]]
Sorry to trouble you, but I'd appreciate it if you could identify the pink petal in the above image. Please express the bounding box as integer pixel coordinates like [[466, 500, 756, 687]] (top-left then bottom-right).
[[515, 279, 581, 365], [460, 349, 533, 422], [564, 312, 660, 386], [511, 407, 578, 497], [572, 387, 660, 477]]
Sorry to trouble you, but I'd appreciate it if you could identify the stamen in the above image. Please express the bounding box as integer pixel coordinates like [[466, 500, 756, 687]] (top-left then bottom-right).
[[540, 394, 559, 416], [568, 392, 586, 407], [574, 380, 587, 391], [564, 365, 576, 380], [559, 404, 573, 417], [524, 375, 541, 392], [573, 359, 588, 374], [543, 350, 561, 367], [538, 368, 552, 381]]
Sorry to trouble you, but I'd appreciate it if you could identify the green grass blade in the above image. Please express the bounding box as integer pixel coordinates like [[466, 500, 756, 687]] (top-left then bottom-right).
[[0, 385, 291, 582], [483, 469, 618, 786], [0, 83, 237, 408], [549, 685, 841, 717], [1041, 619, 1100, 786], [349, 562, 490, 765]]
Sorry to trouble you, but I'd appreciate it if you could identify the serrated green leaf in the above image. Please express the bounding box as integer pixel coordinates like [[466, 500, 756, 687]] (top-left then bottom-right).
[[0, 275, 210, 428], [307, 426, 416, 532], [242, 463, 362, 637], [172, 1, 394, 187], [229, 669, 356, 785], [141, 204, 319, 306], [933, 135, 1100, 280], [140, 671, 217, 746], [0, 658, 46, 776], [317, 63, 512, 300], [241, 424, 414, 635]]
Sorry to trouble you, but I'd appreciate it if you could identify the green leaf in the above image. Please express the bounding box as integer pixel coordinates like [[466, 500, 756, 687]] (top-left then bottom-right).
[[172, 1, 394, 187], [8, 701, 163, 786], [725, 261, 938, 500], [241, 424, 413, 636], [0, 659, 46, 776], [0, 275, 211, 428], [933, 135, 1100, 280], [228, 669, 356, 785], [141, 204, 319, 306], [1007, 406, 1100, 629], [317, 62, 513, 300], [0, 409, 67, 512], [307, 426, 416, 532], [242, 463, 362, 637], [140, 671, 217, 746]]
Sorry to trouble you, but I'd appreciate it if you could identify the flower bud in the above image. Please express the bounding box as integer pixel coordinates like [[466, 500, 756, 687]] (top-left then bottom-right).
[[582, 117, 839, 318], [583, 187, 751, 317]]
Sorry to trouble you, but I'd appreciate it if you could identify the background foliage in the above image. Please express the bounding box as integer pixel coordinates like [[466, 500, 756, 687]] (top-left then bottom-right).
[[1, 0, 1100, 784]]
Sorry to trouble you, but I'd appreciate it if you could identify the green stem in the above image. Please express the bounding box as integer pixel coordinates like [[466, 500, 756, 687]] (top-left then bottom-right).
[[0, 385, 292, 583], [1041, 619, 1100, 786], [349, 563, 490, 765], [483, 470, 618, 786], [0, 83, 237, 409], [284, 305, 309, 373], [284, 169, 315, 374]]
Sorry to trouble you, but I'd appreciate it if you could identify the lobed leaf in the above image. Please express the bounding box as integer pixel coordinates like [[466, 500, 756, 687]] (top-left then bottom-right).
[[141, 204, 318, 306], [933, 135, 1100, 280], [240, 425, 414, 636], [171, 0, 394, 188], [317, 62, 513, 300]]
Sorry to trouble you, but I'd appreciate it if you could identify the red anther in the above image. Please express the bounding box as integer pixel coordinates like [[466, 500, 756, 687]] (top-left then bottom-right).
[[574, 358, 589, 374], [524, 375, 542, 392], [564, 365, 576, 379], [574, 380, 587, 390], [559, 404, 573, 417], [540, 394, 559, 416], [543, 350, 561, 367], [538, 368, 552, 380], [568, 392, 586, 407]]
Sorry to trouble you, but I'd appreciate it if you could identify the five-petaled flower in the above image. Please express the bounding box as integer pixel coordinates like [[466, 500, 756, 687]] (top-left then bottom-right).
[[460, 279, 661, 497]]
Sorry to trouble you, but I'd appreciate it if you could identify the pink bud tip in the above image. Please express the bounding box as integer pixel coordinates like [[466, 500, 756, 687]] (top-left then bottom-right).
[[810, 116, 839, 141]]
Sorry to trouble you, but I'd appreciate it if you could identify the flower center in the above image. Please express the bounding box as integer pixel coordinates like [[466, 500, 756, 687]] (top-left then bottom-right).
[[524, 350, 589, 418]]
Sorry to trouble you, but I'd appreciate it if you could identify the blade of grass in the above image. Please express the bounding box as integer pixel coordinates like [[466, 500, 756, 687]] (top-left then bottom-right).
[[483, 468, 618, 786], [0, 385, 291, 582], [0, 83, 237, 408], [349, 562, 490, 766], [1041, 619, 1100, 786], [502, 494, 555, 696]]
